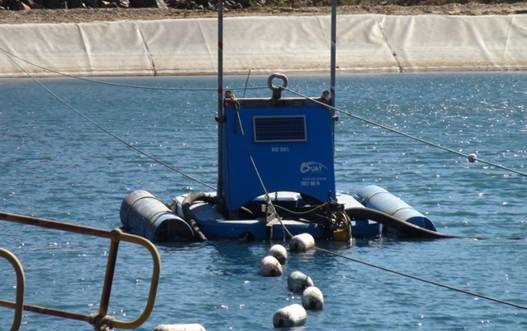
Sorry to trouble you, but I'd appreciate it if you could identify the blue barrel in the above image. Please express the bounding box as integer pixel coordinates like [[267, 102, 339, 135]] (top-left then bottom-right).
[[353, 185, 437, 231], [120, 190, 194, 242]]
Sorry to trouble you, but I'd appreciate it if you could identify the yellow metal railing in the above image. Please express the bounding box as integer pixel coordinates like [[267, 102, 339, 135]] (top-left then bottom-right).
[[0, 248, 25, 331], [0, 211, 161, 331]]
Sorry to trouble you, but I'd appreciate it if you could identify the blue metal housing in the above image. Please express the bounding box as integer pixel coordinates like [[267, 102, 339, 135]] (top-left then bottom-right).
[[219, 98, 336, 217]]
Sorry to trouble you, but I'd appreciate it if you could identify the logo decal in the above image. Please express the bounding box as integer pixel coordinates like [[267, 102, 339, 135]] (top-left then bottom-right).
[[300, 161, 327, 174]]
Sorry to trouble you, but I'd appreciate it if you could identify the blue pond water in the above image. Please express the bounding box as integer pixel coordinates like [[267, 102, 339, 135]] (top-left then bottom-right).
[[0, 73, 526, 330]]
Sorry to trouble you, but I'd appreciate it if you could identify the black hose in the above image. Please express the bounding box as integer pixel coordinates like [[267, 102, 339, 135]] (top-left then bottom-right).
[[346, 207, 458, 239], [181, 192, 215, 241]]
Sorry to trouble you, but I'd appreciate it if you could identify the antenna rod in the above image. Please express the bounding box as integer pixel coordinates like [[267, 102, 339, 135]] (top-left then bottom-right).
[[217, 0, 225, 209], [330, 0, 337, 107]]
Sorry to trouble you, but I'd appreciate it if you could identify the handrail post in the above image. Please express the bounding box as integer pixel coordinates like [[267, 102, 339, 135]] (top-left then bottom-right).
[[97, 229, 122, 327]]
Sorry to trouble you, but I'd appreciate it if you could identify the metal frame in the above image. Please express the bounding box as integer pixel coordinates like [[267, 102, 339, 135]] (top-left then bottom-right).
[[215, 0, 338, 204], [0, 212, 161, 330]]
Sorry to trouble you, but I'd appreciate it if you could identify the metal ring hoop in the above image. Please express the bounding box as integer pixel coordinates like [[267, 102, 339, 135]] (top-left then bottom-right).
[[267, 73, 288, 92]]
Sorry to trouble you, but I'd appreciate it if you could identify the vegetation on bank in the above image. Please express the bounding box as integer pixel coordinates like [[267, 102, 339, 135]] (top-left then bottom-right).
[[1, 0, 526, 11]]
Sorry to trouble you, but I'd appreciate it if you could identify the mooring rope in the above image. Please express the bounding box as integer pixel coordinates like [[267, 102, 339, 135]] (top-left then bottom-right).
[[0, 47, 267, 92], [314, 246, 527, 311], [242, 69, 252, 98], [284, 87, 527, 178], [268, 203, 526, 312], [5, 52, 216, 191], [268, 206, 527, 311], [3, 47, 524, 180]]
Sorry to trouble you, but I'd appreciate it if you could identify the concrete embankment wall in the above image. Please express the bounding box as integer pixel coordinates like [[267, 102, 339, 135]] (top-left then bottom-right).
[[0, 14, 526, 77]]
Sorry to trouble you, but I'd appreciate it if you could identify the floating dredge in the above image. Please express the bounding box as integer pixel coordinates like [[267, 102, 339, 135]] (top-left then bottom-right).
[[120, 1, 444, 243], [120, 73, 443, 243]]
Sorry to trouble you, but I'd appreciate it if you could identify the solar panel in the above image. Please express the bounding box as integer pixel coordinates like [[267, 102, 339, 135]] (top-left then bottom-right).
[[253, 116, 307, 143]]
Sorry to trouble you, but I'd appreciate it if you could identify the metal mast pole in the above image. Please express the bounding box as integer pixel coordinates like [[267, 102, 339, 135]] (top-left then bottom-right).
[[330, 0, 337, 197], [217, 0, 224, 210], [330, 0, 337, 107]]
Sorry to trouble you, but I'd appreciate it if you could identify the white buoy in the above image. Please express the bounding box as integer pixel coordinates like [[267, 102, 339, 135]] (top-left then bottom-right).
[[260, 255, 283, 277], [287, 271, 314, 293], [268, 244, 288, 265], [154, 324, 206, 331], [302, 286, 324, 311], [272, 304, 307, 328], [289, 233, 315, 252]]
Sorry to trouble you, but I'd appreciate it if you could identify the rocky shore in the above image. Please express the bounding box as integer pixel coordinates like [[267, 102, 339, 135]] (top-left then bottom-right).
[[1, 1, 527, 24]]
